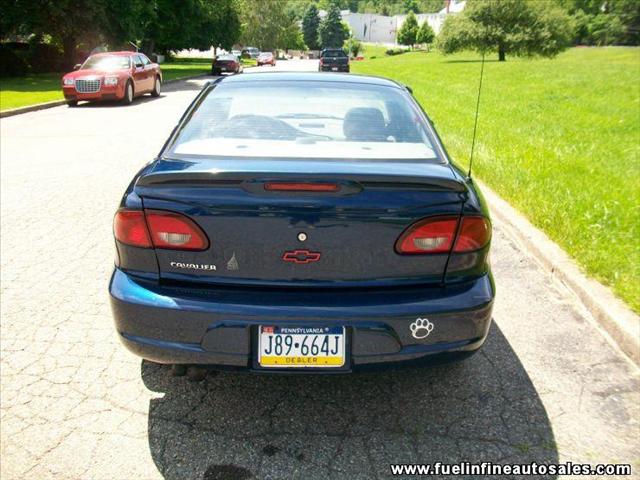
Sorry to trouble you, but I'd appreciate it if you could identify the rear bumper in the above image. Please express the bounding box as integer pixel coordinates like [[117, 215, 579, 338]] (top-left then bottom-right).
[[62, 84, 124, 102], [320, 65, 350, 72], [109, 268, 495, 372]]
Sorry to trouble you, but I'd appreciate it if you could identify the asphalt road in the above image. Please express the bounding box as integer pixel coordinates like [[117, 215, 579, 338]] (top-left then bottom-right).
[[1, 60, 639, 480]]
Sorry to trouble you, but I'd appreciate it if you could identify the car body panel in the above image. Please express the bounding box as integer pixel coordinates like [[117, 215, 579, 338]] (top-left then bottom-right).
[[109, 72, 495, 372], [320, 49, 350, 72], [257, 52, 276, 66], [110, 267, 494, 370], [62, 51, 161, 103], [212, 55, 242, 75]]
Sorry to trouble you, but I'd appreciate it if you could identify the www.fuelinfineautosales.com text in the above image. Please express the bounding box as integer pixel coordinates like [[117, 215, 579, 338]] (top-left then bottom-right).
[[390, 461, 632, 476]]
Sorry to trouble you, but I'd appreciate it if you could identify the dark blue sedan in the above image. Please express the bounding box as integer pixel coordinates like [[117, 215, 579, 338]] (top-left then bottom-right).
[[110, 72, 495, 376]]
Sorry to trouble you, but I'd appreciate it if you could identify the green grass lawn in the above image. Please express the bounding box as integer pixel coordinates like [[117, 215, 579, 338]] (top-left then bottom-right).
[[0, 72, 63, 110], [360, 43, 389, 59], [0, 61, 211, 111], [160, 61, 211, 81], [353, 47, 640, 312]]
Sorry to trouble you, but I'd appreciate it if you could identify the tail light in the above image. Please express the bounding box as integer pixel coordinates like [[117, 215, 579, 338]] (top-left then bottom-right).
[[113, 210, 152, 248], [452, 216, 491, 252], [114, 209, 209, 251], [395, 215, 490, 255], [264, 182, 339, 192]]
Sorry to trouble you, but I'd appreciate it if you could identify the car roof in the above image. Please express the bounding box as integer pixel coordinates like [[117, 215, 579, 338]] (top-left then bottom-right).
[[212, 72, 404, 89]]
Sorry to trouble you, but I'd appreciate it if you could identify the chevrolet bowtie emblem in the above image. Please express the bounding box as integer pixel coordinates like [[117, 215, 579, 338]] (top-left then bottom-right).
[[282, 249, 321, 264]]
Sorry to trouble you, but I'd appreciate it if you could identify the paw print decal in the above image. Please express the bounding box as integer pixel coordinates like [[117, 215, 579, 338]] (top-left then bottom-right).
[[409, 318, 434, 340]]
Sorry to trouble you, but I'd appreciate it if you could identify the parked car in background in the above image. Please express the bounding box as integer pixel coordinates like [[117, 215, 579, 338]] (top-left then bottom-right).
[[110, 72, 494, 377], [241, 47, 260, 59], [319, 48, 350, 73], [212, 54, 243, 75], [61, 51, 162, 106], [231, 49, 242, 57], [257, 52, 276, 67]]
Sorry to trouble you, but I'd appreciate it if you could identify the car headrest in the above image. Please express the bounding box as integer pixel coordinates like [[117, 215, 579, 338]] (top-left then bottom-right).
[[343, 107, 386, 141]]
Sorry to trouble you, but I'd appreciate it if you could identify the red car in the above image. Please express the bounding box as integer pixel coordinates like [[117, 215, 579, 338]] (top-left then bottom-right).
[[257, 52, 276, 66], [212, 54, 243, 76], [61, 51, 162, 106]]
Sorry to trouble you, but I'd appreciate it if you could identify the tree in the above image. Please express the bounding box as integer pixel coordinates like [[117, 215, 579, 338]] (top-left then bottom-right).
[[397, 11, 419, 47], [240, 0, 301, 50], [609, 0, 640, 45], [436, 0, 574, 61], [142, 0, 240, 55], [318, 3, 348, 48], [403, 0, 419, 13], [302, 3, 321, 50], [281, 10, 307, 50], [562, 0, 639, 46], [416, 20, 435, 45], [588, 13, 625, 45]]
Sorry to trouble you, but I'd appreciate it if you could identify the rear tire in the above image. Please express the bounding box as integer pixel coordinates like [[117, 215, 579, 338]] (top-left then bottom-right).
[[66, 100, 77, 107], [151, 76, 161, 97], [122, 81, 134, 105]]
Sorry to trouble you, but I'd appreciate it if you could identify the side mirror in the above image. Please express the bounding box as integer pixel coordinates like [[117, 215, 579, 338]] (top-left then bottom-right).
[[73, 64, 82, 70], [135, 63, 144, 69]]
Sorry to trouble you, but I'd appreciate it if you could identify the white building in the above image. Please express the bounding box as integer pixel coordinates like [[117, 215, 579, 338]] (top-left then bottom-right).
[[339, 0, 466, 45]]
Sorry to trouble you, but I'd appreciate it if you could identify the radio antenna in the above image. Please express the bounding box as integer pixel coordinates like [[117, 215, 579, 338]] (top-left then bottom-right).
[[467, 51, 486, 178]]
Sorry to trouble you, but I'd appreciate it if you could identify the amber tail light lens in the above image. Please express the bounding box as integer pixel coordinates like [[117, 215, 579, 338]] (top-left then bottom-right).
[[114, 209, 209, 251], [395, 215, 490, 255]]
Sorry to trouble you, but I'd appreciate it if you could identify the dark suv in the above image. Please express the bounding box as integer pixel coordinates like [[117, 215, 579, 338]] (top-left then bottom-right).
[[319, 48, 349, 73]]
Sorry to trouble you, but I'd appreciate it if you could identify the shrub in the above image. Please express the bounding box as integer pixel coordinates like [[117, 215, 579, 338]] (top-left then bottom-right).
[[385, 47, 408, 56], [0, 44, 30, 77], [344, 37, 362, 57]]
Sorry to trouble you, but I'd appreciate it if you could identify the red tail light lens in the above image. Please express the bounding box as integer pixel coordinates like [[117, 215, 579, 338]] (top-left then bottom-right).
[[395, 215, 490, 254], [453, 216, 491, 252], [396, 216, 458, 254], [145, 210, 209, 250], [113, 210, 151, 248], [114, 209, 208, 250], [264, 182, 339, 192], [114, 210, 152, 248]]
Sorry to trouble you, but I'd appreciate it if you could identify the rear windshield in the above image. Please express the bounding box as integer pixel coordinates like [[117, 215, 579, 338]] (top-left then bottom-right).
[[82, 55, 130, 70], [217, 55, 236, 61], [167, 80, 441, 162], [321, 49, 347, 57]]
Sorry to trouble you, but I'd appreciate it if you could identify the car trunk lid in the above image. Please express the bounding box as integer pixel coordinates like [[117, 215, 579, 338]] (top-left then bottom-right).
[[135, 158, 467, 288]]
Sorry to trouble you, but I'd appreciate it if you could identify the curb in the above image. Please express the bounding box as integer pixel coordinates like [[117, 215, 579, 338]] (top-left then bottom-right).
[[480, 180, 640, 365], [1, 100, 67, 118], [0, 73, 211, 119]]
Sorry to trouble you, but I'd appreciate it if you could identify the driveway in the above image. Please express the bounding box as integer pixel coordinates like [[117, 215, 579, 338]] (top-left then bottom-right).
[[1, 59, 638, 480]]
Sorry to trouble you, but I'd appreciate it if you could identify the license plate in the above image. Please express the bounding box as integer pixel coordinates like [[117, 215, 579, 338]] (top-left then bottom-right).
[[331, 67, 338, 71], [258, 326, 345, 368]]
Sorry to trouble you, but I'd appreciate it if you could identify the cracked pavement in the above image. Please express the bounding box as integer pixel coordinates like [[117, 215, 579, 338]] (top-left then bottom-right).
[[1, 61, 639, 479]]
